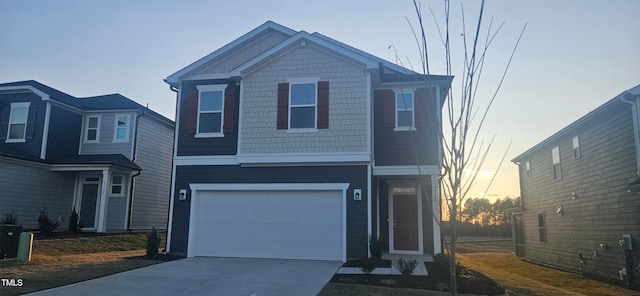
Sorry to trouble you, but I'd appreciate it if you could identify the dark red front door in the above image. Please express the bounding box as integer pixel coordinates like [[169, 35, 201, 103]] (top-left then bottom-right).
[[393, 194, 419, 251]]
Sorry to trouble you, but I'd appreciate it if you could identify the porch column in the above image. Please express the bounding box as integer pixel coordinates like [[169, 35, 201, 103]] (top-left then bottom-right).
[[96, 169, 110, 232], [431, 174, 442, 254]]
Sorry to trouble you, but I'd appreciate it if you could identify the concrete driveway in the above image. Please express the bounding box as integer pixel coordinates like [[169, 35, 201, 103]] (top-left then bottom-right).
[[27, 257, 342, 296]]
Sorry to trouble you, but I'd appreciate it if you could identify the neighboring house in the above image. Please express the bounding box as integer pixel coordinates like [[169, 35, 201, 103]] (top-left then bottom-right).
[[511, 84, 640, 287], [164, 21, 452, 262], [0, 80, 174, 232]]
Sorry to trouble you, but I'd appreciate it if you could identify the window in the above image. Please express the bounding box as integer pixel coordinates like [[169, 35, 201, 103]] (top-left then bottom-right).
[[395, 92, 414, 130], [7, 102, 30, 142], [84, 115, 100, 142], [572, 136, 580, 159], [289, 81, 317, 129], [110, 175, 124, 196], [552, 146, 561, 180], [525, 161, 531, 177], [114, 114, 129, 142], [538, 213, 546, 243], [196, 85, 226, 137]]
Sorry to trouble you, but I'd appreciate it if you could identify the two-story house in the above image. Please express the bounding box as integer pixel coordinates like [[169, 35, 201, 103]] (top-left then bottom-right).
[[511, 84, 640, 288], [164, 21, 452, 262], [0, 80, 174, 233]]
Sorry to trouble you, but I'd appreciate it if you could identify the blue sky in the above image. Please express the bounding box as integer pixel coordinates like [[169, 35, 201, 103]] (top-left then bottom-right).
[[1, 0, 639, 200]]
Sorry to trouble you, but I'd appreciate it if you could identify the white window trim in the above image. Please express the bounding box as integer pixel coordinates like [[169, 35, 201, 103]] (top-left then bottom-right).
[[572, 135, 580, 159], [196, 84, 226, 138], [287, 77, 319, 131], [552, 146, 561, 180], [113, 114, 130, 142], [110, 175, 125, 196], [393, 90, 416, 132], [6, 102, 30, 143], [84, 115, 101, 143], [525, 161, 531, 177]]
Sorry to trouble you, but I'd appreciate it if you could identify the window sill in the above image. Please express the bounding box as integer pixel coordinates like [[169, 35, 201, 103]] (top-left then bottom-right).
[[286, 128, 319, 133], [195, 133, 224, 138], [83, 140, 100, 144], [5, 139, 26, 143], [393, 126, 417, 132], [112, 140, 130, 143]]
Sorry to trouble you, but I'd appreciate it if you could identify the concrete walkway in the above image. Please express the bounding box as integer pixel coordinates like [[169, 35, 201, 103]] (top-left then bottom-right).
[[27, 257, 342, 296]]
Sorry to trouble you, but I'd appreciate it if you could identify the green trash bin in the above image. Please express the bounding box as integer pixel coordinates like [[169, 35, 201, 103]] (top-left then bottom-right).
[[0, 225, 23, 259], [17, 232, 33, 261]]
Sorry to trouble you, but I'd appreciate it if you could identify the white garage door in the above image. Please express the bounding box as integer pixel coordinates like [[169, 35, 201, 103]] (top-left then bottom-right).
[[189, 189, 344, 261]]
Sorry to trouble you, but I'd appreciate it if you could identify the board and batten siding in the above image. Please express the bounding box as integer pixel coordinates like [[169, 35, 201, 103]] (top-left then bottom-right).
[[239, 44, 369, 154], [79, 112, 135, 159], [0, 93, 46, 158], [0, 158, 76, 230], [46, 105, 82, 160], [170, 165, 369, 258], [129, 115, 174, 230], [519, 101, 640, 283]]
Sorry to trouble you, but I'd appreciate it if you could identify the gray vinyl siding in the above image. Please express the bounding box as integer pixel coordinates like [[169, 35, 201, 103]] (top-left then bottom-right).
[[80, 112, 135, 159], [170, 165, 368, 258], [106, 195, 127, 230], [129, 115, 174, 230], [46, 105, 82, 160], [519, 101, 640, 284], [0, 157, 75, 230]]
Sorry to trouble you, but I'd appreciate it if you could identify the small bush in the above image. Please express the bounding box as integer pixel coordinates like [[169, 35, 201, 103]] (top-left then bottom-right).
[[1, 212, 17, 225], [68, 207, 83, 233], [429, 253, 467, 282], [395, 258, 419, 276], [358, 258, 377, 274], [369, 233, 382, 260], [38, 208, 59, 234], [146, 227, 161, 258]]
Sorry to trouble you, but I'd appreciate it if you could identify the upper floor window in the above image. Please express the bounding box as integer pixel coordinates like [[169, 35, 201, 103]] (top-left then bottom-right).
[[395, 92, 414, 131], [84, 115, 100, 143], [196, 84, 226, 137], [114, 114, 130, 142], [289, 81, 317, 129], [552, 146, 561, 180], [572, 135, 580, 159], [525, 161, 531, 177], [7, 102, 30, 142]]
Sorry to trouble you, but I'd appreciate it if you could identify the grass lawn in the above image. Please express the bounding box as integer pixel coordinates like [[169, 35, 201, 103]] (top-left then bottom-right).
[[0, 232, 177, 296]]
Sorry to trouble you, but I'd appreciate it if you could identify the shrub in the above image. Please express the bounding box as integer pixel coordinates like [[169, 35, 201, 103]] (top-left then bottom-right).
[[146, 227, 161, 258], [38, 208, 59, 234], [358, 258, 377, 274], [369, 233, 382, 260], [430, 253, 467, 282], [1, 212, 17, 225], [395, 258, 418, 276], [68, 207, 83, 233]]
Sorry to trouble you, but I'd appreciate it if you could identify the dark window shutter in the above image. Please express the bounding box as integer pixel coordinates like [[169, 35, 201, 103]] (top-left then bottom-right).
[[223, 86, 236, 134], [185, 89, 198, 134], [383, 89, 395, 128], [0, 105, 7, 140], [414, 88, 427, 127], [25, 104, 37, 139], [317, 81, 329, 129], [277, 83, 289, 130]]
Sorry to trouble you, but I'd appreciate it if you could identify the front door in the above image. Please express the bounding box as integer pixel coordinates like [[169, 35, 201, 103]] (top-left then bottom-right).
[[393, 194, 419, 251], [79, 177, 100, 229]]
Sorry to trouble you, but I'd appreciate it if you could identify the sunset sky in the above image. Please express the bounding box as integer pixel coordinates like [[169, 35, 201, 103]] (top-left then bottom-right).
[[2, 0, 639, 202]]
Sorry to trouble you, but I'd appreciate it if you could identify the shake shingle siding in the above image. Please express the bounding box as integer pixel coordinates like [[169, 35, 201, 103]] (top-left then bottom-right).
[[0, 93, 45, 158], [518, 101, 640, 283], [170, 165, 369, 258]]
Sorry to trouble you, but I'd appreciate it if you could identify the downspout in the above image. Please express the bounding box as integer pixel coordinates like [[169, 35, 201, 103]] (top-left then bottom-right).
[[127, 110, 145, 231], [165, 84, 179, 252], [620, 92, 640, 176]]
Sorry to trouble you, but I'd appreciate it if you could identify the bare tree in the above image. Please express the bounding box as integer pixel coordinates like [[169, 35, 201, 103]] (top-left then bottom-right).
[[406, 0, 526, 294]]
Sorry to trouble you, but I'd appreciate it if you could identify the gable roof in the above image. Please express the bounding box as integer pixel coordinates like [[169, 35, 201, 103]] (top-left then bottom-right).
[[512, 84, 640, 162], [165, 21, 422, 86]]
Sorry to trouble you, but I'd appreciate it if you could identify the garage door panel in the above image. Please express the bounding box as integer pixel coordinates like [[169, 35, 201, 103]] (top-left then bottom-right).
[[191, 189, 344, 261]]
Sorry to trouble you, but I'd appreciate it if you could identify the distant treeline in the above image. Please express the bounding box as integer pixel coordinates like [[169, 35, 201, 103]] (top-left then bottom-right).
[[442, 196, 520, 237]]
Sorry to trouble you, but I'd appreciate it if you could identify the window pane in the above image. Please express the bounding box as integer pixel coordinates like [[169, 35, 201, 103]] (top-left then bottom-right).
[[10, 107, 28, 123], [112, 176, 123, 184], [87, 129, 97, 141], [117, 116, 127, 127], [200, 91, 223, 111], [88, 117, 98, 128], [199, 113, 221, 133], [397, 110, 413, 127], [396, 93, 413, 110], [117, 128, 127, 140], [290, 106, 315, 128], [291, 83, 316, 105], [8, 124, 25, 139], [112, 185, 122, 195]]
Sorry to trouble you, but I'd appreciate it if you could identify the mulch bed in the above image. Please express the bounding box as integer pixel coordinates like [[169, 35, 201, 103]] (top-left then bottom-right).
[[125, 253, 185, 262], [32, 231, 131, 240], [342, 259, 392, 268]]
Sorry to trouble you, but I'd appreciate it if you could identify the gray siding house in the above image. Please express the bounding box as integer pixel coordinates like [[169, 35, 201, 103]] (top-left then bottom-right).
[[512, 84, 640, 288], [0, 81, 174, 232], [164, 21, 452, 261]]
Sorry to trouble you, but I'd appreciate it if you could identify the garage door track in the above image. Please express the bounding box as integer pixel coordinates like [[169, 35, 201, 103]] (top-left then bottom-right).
[[28, 257, 342, 296]]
